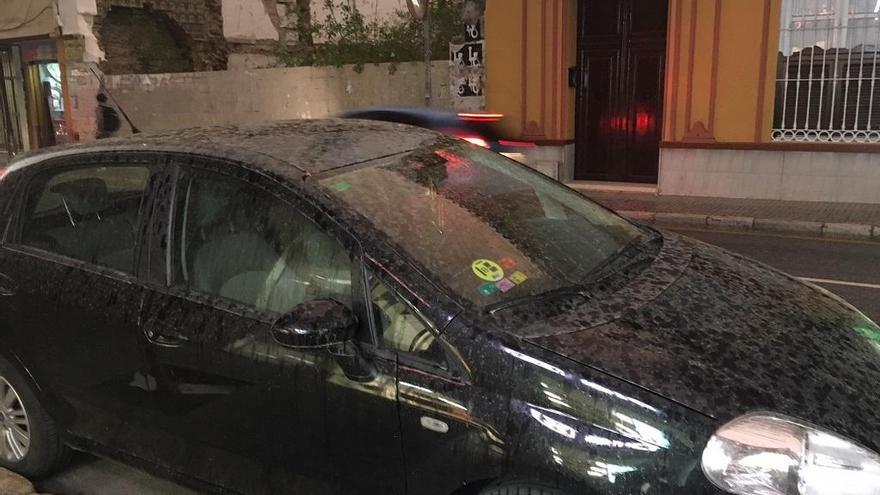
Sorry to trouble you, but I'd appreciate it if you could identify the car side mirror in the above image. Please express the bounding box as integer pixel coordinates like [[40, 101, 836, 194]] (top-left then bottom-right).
[[271, 299, 357, 348]]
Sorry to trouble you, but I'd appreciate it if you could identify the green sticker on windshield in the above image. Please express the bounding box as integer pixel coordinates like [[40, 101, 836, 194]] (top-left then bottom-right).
[[333, 181, 351, 192], [478, 282, 498, 296]]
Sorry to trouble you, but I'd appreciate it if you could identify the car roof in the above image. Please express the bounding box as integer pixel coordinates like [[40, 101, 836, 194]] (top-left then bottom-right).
[[6, 118, 438, 179]]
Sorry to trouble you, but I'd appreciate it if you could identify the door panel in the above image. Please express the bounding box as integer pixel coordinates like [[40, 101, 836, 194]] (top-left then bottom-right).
[[576, 0, 668, 183], [140, 289, 402, 494], [584, 1, 622, 36], [631, 0, 670, 34], [138, 159, 404, 495], [365, 268, 502, 495], [628, 52, 665, 181], [578, 54, 620, 180], [0, 155, 162, 448]]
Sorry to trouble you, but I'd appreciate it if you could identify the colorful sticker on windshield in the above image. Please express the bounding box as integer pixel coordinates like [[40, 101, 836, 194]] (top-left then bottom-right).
[[509, 271, 528, 285], [498, 257, 517, 270], [478, 282, 499, 296], [472, 259, 504, 282], [332, 181, 351, 192], [495, 278, 515, 293]]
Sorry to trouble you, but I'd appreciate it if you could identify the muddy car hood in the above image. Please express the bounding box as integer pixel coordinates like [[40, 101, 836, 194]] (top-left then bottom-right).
[[498, 233, 880, 453]]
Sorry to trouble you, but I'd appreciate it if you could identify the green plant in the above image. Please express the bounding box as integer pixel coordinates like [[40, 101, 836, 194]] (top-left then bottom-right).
[[277, 0, 464, 73]]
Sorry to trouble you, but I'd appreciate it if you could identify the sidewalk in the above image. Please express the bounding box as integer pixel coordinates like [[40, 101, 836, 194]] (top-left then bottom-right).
[[0, 468, 48, 495], [572, 187, 880, 241]]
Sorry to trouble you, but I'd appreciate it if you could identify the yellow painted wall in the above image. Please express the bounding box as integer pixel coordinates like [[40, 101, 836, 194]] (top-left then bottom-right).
[[485, 0, 523, 137], [485, 0, 576, 142], [665, 0, 781, 143], [486, 0, 781, 146]]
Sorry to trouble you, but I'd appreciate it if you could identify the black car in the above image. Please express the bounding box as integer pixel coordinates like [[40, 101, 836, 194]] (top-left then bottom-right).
[[0, 120, 878, 495]]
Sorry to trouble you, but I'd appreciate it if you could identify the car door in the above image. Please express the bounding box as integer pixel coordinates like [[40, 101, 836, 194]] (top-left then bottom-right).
[[364, 266, 507, 495], [0, 152, 163, 448], [137, 156, 405, 495]]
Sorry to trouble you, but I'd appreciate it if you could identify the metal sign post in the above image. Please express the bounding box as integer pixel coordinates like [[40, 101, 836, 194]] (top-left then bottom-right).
[[407, 0, 432, 107]]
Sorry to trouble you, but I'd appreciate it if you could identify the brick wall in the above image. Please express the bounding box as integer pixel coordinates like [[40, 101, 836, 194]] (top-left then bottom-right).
[[94, 0, 228, 72], [66, 61, 450, 139]]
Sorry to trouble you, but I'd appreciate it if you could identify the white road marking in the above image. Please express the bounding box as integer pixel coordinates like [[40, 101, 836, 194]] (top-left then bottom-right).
[[798, 277, 880, 290]]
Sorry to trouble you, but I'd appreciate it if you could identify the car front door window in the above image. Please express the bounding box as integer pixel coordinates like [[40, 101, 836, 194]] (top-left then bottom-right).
[[173, 169, 352, 313], [369, 272, 451, 371]]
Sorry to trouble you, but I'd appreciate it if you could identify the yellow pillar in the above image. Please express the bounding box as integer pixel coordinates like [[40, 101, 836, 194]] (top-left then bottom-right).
[[485, 0, 576, 143], [664, 0, 781, 144]]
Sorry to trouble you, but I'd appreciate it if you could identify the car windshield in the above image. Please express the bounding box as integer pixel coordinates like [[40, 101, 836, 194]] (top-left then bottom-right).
[[319, 141, 643, 307]]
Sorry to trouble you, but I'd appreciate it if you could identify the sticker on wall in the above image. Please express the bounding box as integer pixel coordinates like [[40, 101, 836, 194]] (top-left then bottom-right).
[[451, 42, 484, 68], [472, 259, 504, 282], [509, 271, 528, 285], [495, 278, 515, 293]]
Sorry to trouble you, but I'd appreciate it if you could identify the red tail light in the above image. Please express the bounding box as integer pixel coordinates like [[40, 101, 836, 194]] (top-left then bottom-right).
[[457, 112, 504, 123]]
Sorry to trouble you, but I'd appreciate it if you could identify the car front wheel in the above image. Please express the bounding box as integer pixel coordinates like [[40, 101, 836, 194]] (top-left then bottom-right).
[[0, 355, 68, 478]]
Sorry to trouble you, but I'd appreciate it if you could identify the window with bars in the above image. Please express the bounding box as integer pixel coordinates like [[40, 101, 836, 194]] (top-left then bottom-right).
[[774, 0, 880, 142]]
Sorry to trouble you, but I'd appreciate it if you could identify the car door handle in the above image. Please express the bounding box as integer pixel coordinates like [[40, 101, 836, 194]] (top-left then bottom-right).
[[0, 272, 17, 296], [144, 328, 188, 348]]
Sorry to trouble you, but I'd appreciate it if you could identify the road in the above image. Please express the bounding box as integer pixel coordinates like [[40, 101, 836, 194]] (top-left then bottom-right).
[[671, 228, 880, 322], [36, 229, 880, 494]]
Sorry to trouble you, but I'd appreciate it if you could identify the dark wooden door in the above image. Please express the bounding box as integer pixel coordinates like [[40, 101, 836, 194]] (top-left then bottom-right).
[[575, 0, 668, 183]]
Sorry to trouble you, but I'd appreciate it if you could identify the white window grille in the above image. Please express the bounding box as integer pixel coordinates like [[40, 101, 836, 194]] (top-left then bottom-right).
[[773, 0, 880, 142]]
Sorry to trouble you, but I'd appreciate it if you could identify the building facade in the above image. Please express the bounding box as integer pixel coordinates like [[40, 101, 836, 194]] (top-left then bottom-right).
[[485, 0, 880, 204], [0, 0, 229, 162], [0, 0, 466, 164], [0, 0, 95, 160]]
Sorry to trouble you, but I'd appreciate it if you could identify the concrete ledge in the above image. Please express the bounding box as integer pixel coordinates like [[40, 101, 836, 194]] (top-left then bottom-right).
[[619, 211, 879, 241], [707, 215, 754, 230], [754, 218, 824, 236], [822, 222, 874, 240]]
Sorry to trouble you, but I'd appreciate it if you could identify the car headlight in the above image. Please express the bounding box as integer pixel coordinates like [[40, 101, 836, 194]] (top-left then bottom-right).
[[702, 412, 880, 495]]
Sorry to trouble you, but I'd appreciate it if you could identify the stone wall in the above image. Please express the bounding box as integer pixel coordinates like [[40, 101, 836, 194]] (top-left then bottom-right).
[[66, 61, 450, 139], [94, 0, 228, 72]]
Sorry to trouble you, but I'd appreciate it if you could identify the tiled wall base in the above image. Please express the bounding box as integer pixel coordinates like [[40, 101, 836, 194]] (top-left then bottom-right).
[[519, 144, 576, 182], [659, 148, 880, 204]]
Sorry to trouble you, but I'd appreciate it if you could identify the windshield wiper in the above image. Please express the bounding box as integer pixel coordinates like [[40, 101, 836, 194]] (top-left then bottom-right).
[[580, 231, 655, 286], [486, 285, 589, 315], [486, 228, 662, 315]]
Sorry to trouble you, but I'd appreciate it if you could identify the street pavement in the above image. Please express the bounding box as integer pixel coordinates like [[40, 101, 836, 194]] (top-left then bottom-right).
[[671, 228, 880, 322], [35, 452, 197, 495], [34, 228, 880, 494]]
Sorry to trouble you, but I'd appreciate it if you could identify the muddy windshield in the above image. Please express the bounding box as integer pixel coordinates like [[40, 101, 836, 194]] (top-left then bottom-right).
[[319, 141, 642, 307]]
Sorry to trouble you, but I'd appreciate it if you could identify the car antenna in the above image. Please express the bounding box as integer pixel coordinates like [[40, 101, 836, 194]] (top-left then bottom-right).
[[89, 66, 141, 134]]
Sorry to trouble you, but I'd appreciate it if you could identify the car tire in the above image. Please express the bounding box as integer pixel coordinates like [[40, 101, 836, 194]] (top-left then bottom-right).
[[0, 355, 69, 478], [478, 481, 568, 495]]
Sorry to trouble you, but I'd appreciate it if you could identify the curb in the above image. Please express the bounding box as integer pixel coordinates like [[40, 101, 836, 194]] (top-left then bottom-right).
[[616, 210, 880, 241]]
